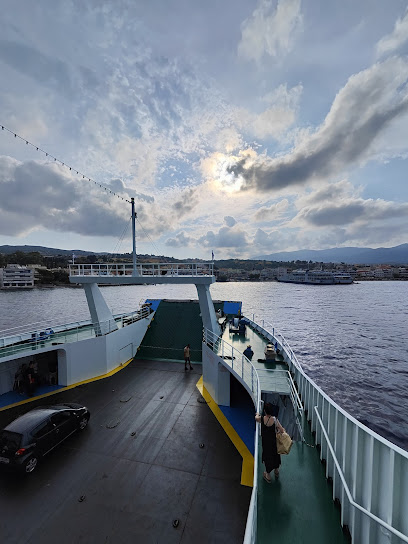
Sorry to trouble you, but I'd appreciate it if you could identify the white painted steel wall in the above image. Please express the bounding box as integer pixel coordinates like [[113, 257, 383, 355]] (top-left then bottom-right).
[[0, 315, 154, 393], [62, 313, 153, 384], [202, 344, 231, 405], [245, 317, 408, 544]]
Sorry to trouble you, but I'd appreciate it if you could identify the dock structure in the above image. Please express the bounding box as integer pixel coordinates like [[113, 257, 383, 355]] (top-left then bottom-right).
[[69, 262, 220, 337]]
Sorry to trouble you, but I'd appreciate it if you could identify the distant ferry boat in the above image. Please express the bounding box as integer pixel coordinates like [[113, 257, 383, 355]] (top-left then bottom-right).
[[276, 268, 353, 284]]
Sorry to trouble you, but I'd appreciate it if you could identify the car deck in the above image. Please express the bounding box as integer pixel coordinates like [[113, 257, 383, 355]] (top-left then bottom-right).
[[0, 359, 251, 544]]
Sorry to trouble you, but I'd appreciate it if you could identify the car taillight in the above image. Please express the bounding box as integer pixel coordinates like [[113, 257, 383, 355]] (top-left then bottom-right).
[[15, 448, 26, 457]]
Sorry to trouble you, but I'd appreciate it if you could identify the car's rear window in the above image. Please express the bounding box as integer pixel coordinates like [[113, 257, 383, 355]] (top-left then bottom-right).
[[0, 430, 22, 451]]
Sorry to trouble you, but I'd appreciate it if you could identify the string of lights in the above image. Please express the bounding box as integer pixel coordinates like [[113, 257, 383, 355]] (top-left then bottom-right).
[[0, 124, 131, 203], [1, 123, 165, 258]]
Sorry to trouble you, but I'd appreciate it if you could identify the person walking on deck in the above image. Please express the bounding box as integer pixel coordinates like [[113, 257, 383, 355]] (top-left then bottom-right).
[[184, 344, 193, 371], [255, 402, 286, 482], [243, 345, 254, 360]]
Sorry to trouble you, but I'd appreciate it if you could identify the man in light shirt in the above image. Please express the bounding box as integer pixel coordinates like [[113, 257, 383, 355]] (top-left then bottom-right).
[[184, 344, 193, 371]]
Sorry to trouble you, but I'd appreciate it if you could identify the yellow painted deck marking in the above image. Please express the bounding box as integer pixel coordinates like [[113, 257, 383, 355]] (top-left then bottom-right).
[[196, 376, 254, 487], [0, 357, 134, 412]]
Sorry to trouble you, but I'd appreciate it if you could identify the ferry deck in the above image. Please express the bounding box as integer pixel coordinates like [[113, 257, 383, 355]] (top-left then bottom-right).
[[0, 300, 349, 544]]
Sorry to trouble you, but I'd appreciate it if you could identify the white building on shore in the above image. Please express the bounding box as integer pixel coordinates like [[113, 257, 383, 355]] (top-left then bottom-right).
[[0, 264, 35, 289]]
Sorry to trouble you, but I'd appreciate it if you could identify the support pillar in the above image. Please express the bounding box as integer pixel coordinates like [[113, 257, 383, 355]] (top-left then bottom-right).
[[83, 283, 118, 336], [202, 343, 230, 406], [196, 283, 220, 336]]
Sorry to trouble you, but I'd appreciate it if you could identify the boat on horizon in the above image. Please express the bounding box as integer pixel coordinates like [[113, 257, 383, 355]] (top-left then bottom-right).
[[276, 268, 353, 285]]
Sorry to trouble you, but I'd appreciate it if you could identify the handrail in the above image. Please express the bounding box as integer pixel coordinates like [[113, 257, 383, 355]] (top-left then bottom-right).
[[204, 328, 261, 410], [0, 312, 92, 336], [0, 309, 149, 345], [245, 316, 304, 372], [287, 370, 303, 414], [314, 407, 408, 543], [257, 368, 304, 443], [203, 328, 263, 544], [69, 262, 214, 277], [0, 307, 151, 359], [243, 422, 259, 544]]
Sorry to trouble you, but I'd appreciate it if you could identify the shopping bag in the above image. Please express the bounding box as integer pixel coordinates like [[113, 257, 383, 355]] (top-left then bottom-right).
[[276, 432, 293, 455]]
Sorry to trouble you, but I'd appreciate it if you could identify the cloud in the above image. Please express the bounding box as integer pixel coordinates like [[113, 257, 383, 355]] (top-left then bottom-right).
[[235, 85, 302, 141], [295, 179, 359, 207], [199, 226, 248, 248], [224, 216, 237, 227], [108, 178, 154, 203], [0, 40, 75, 97], [165, 231, 192, 248], [238, 0, 302, 63], [0, 156, 158, 238], [254, 199, 289, 221], [283, 181, 408, 251], [171, 187, 199, 217], [252, 227, 296, 253], [295, 199, 408, 228], [227, 57, 408, 192], [376, 8, 408, 58]]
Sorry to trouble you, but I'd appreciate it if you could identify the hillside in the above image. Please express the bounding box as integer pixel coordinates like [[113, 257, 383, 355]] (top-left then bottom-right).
[[0, 245, 99, 256], [255, 244, 408, 265]]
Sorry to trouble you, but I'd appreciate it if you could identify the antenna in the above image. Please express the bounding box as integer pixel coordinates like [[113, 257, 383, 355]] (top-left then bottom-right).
[[131, 198, 138, 276]]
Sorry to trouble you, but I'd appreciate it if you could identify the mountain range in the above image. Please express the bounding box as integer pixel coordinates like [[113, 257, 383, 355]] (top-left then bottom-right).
[[254, 244, 408, 265]]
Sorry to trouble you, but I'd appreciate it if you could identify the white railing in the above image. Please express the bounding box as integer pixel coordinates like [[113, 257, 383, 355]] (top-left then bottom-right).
[[203, 329, 262, 544], [204, 328, 261, 407], [247, 316, 303, 372], [0, 307, 151, 359], [69, 262, 214, 278], [314, 408, 408, 543], [247, 319, 408, 544], [256, 368, 305, 444]]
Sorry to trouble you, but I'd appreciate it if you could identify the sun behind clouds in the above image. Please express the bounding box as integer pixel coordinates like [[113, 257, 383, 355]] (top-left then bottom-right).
[[200, 149, 258, 194]]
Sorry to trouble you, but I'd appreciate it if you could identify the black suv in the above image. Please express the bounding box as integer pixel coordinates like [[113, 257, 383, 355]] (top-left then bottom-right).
[[0, 403, 90, 473]]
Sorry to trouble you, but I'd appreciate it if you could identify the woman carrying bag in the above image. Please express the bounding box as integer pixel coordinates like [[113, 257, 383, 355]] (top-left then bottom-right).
[[255, 402, 286, 483]]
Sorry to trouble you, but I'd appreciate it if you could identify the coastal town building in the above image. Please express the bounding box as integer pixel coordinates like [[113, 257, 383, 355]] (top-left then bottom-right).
[[0, 264, 35, 289]]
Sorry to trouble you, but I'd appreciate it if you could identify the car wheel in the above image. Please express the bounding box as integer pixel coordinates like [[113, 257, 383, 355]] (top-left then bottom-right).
[[78, 416, 89, 430], [25, 456, 38, 473]]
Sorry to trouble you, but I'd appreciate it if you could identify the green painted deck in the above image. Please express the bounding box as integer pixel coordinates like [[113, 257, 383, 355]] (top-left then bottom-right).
[[223, 318, 349, 544], [256, 421, 348, 543], [221, 325, 290, 394]]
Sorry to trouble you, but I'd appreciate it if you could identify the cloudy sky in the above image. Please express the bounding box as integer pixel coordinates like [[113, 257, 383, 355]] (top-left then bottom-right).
[[1, 0, 408, 259]]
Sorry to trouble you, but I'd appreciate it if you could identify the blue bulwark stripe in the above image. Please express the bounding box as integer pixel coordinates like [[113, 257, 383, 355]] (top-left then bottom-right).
[[223, 301, 242, 315], [145, 299, 161, 311]]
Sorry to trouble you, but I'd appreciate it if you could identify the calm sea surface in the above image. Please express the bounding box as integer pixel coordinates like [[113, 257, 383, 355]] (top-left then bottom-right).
[[1, 281, 407, 450]]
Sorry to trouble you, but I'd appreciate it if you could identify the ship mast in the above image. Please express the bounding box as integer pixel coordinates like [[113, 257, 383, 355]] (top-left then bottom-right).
[[131, 197, 138, 276]]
